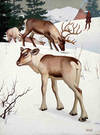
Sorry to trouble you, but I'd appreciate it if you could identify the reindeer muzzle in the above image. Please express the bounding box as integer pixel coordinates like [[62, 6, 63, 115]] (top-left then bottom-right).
[[16, 60, 21, 66], [60, 45, 65, 51]]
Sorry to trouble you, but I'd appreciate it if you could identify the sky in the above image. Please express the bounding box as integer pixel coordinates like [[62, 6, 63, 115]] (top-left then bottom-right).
[[44, 0, 84, 10], [44, 0, 100, 10]]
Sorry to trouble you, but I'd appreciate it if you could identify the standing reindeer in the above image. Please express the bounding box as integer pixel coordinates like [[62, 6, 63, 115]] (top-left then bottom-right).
[[22, 19, 82, 51], [16, 47, 88, 122]]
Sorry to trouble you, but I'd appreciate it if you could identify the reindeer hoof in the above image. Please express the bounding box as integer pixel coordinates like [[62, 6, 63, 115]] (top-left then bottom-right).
[[41, 108, 47, 111], [57, 107, 64, 110], [69, 111, 77, 116], [79, 117, 88, 122], [40, 107, 47, 111], [70, 113, 78, 116]]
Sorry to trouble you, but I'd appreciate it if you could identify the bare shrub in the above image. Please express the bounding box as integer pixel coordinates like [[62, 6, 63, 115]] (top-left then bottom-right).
[[0, 80, 31, 119]]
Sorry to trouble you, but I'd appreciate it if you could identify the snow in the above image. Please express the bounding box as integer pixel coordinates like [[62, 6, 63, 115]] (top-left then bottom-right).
[[46, 7, 78, 23], [0, 45, 100, 135], [0, 7, 100, 135]]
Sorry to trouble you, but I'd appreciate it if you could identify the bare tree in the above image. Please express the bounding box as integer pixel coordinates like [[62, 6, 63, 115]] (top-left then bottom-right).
[[0, 81, 31, 119], [1, 81, 16, 107]]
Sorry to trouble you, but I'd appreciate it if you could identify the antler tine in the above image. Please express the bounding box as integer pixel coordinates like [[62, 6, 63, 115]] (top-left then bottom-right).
[[71, 23, 82, 35], [61, 22, 65, 35], [72, 39, 77, 44], [61, 21, 82, 45], [65, 37, 76, 45], [64, 21, 71, 30], [76, 24, 82, 34], [61, 21, 72, 36], [74, 23, 78, 29]]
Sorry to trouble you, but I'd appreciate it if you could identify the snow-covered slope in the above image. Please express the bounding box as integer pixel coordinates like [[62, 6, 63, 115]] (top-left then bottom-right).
[[46, 7, 78, 22]]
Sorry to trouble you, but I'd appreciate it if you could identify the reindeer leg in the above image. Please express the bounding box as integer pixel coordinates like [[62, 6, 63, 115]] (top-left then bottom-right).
[[22, 30, 31, 46], [14, 38, 16, 43], [70, 68, 80, 116], [63, 70, 88, 122], [69, 94, 78, 116], [30, 37, 37, 47], [40, 74, 48, 111], [51, 79, 64, 110], [69, 86, 88, 121], [48, 40, 53, 50], [22, 37, 25, 46], [74, 86, 88, 122], [50, 37, 59, 51], [29, 32, 36, 47], [29, 31, 34, 38], [45, 33, 59, 51]]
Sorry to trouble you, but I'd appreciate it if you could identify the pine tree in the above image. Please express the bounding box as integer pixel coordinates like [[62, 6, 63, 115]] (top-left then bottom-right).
[[0, 0, 23, 42], [0, 0, 11, 41], [86, 0, 100, 17], [24, 0, 47, 19]]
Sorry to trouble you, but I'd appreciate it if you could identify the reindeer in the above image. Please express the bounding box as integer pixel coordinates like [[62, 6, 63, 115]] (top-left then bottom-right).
[[6, 27, 45, 45], [22, 19, 82, 51], [6, 27, 21, 42], [16, 47, 88, 122]]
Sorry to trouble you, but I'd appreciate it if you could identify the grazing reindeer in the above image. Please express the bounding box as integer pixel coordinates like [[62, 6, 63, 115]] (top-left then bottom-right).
[[16, 47, 88, 122], [6, 27, 21, 42], [6, 27, 45, 45], [22, 19, 82, 51]]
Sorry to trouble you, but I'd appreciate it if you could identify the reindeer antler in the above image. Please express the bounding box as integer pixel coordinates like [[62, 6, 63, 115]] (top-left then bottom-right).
[[61, 22, 82, 45]]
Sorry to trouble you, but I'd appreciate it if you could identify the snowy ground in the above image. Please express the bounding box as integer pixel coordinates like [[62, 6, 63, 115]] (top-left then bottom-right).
[[0, 11, 100, 135], [0, 43, 100, 135]]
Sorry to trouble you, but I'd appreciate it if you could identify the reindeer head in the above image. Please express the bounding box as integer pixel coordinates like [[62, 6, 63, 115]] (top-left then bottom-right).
[[16, 47, 40, 66], [60, 22, 82, 49], [58, 37, 65, 51]]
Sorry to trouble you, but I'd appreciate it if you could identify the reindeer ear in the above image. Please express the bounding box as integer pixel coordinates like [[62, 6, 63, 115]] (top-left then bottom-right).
[[20, 47, 24, 52], [31, 48, 40, 55]]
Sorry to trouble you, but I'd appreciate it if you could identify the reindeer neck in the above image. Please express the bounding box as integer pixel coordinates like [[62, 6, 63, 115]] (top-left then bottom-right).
[[28, 53, 44, 73]]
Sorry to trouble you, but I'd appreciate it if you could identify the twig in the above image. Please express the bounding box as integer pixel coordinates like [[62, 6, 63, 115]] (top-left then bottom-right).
[[0, 88, 30, 119], [0, 81, 4, 93], [2, 81, 16, 107]]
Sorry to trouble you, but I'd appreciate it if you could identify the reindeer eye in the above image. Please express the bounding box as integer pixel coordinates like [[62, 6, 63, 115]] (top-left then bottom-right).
[[23, 52, 28, 57]]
